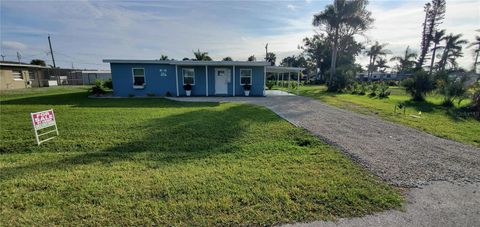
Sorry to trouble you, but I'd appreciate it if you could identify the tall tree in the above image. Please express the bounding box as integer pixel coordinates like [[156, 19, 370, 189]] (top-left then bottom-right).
[[428, 29, 446, 74], [265, 52, 276, 66], [30, 59, 46, 66], [416, 0, 446, 69], [438, 33, 468, 71], [222, 56, 233, 61], [247, 55, 256, 61], [375, 58, 389, 72], [280, 55, 308, 68], [365, 41, 390, 79], [300, 33, 363, 82], [390, 46, 417, 74], [193, 49, 212, 61], [312, 0, 373, 90], [467, 33, 480, 72]]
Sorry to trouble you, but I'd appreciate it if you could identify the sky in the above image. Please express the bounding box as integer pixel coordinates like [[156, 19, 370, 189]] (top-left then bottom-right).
[[1, 0, 479, 70]]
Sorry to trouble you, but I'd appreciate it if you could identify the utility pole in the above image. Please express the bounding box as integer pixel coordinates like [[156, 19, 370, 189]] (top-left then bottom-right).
[[0, 54, 5, 61], [265, 43, 268, 61], [16, 52, 21, 62], [48, 35, 56, 68]]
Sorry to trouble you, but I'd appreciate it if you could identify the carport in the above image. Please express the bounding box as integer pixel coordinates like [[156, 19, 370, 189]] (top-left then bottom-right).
[[266, 66, 305, 95]]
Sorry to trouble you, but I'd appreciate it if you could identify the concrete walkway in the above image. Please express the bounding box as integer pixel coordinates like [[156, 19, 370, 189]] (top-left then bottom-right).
[[167, 94, 480, 226]]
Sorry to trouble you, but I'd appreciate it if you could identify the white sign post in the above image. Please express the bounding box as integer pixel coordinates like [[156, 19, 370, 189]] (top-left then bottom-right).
[[31, 109, 59, 145]]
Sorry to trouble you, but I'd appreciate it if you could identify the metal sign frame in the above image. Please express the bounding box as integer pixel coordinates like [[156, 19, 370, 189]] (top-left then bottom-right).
[[31, 109, 59, 145]]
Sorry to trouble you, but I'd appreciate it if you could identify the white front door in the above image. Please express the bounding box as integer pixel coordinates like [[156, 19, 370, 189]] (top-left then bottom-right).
[[215, 68, 229, 95]]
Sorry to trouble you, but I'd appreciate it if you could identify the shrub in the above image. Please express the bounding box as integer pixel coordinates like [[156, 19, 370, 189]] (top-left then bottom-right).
[[358, 82, 367, 95], [94, 79, 103, 87], [166, 91, 172, 97], [437, 74, 468, 107], [128, 93, 135, 97], [266, 80, 275, 90], [378, 83, 391, 99], [147, 92, 156, 97], [327, 70, 354, 92], [103, 78, 113, 89], [401, 70, 435, 101], [369, 83, 378, 97], [89, 84, 106, 96]]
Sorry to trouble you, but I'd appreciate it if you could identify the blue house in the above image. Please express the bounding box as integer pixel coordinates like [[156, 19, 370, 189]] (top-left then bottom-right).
[[103, 59, 304, 97]]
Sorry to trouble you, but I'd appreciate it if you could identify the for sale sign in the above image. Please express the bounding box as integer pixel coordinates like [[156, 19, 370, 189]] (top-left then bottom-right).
[[31, 109, 59, 145], [32, 110, 56, 130]]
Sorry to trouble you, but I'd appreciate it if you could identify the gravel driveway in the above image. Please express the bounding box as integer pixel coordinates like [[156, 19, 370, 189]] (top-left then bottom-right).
[[168, 93, 480, 226]]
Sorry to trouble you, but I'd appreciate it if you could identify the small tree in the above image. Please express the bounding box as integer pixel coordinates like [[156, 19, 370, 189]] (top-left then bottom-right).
[[401, 70, 435, 101], [437, 75, 468, 107], [247, 55, 256, 61], [222, 57, 233, 61]]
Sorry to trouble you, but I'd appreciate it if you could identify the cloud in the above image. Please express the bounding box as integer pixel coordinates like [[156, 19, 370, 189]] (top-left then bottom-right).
[[0, 0, 477, 69], [287, 4, 297, 11], [1, 41, 28, 51]]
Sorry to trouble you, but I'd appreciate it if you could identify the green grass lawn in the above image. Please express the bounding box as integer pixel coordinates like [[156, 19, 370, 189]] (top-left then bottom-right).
[[0, 87, 402, 225], [281, 85, 480, 147]]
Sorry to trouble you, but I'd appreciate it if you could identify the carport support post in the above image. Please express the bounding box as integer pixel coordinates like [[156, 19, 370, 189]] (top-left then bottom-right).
[[288, 72, 291, 93], [297, 71, 300, 95]]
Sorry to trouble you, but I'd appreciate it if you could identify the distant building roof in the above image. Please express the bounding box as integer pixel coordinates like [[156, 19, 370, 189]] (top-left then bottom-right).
[[0, 61, 49, 69]]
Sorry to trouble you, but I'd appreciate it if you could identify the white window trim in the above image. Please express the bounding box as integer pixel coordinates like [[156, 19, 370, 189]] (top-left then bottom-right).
[[239, 69, 252, 85], [182, 68, 195, 85], [12, 70, 23, 81], [132, 67, 145, 89]]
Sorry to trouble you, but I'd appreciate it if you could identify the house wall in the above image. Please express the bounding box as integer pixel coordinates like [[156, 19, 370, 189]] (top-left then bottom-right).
[[110, 63, 265, 97], [0, 67, 32, 90], [110, 63, 177, 97]]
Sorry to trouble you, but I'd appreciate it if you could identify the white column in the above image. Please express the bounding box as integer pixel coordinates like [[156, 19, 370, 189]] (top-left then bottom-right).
[[288, 72, 291, 93], [233, 65, 235, 96], [175, 65, 179, 96], [263, 66, 266, 96], [205, 65, 208, 96], [297, 71, 300, 95]]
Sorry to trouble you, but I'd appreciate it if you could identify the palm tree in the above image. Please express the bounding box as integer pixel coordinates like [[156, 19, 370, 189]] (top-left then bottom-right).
[[467, 34, 480, 72], [312, 0, 373, 87], [390, 46, 417, 74], [193, 49, 212, 61], [375, 58, 389, 72], [365, 41, 390, 79], [159, 55, 169, 60], [428, 29, 446, 74], [438, 33, 468, 71], [265, 52, 276, 66], [222, 57, 233, 61]]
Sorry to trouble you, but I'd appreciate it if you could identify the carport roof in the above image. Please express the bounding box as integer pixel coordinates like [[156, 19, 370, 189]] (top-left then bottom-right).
[[266, 66, 305, 73]]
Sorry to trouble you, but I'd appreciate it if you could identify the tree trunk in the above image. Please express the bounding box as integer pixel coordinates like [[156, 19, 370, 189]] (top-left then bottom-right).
[[439, 47, 448, 72], [367, 55, 373, 81], [329, 28, 339, 87], [474, 44, 479, 72], [429, 43, 437, 75]]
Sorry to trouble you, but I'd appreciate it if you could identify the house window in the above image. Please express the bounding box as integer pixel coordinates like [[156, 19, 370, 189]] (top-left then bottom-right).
[[240, 69, 252, 85], [132, 68, 145, 88], [12, 70, 23, 80], [182, 68, 195, 85]]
